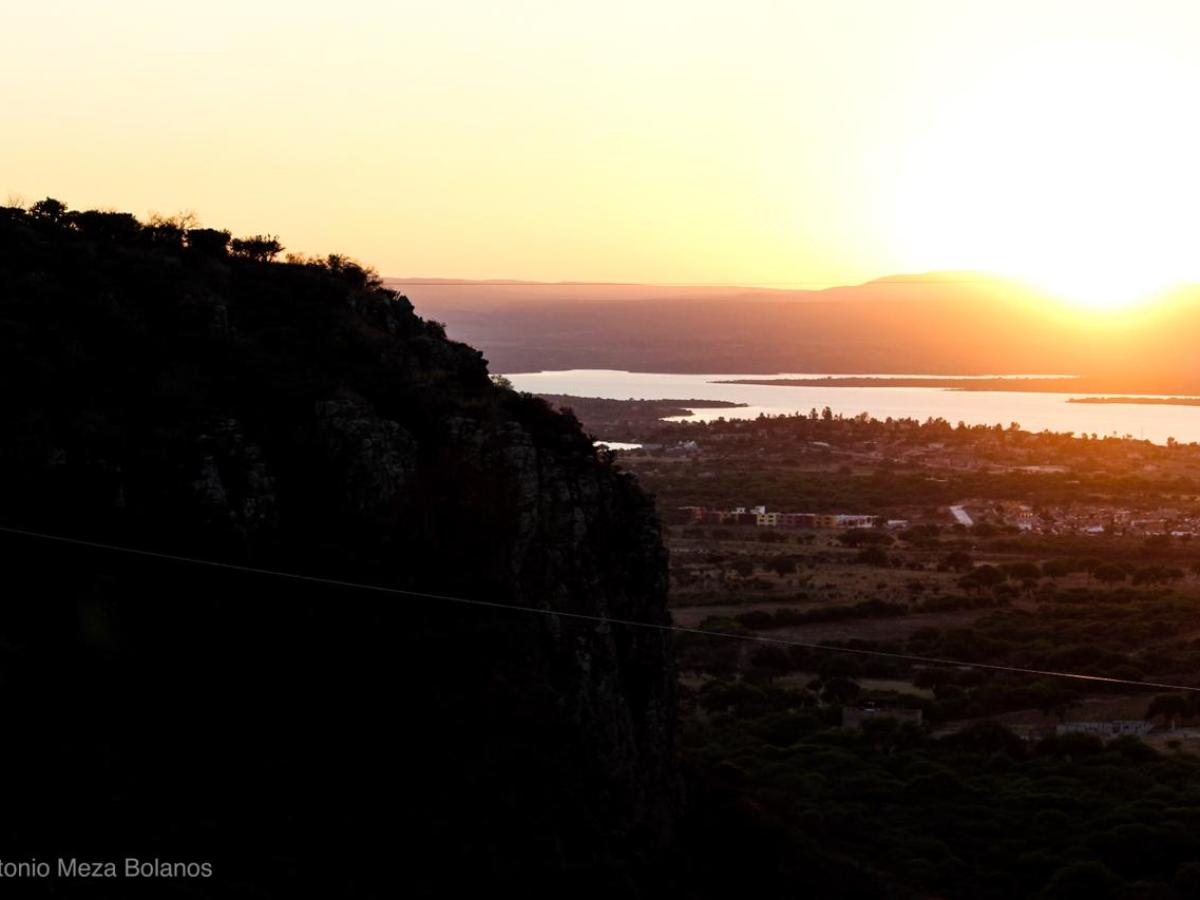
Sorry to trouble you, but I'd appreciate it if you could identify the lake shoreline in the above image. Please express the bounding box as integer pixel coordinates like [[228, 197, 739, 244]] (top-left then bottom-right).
[[716, 376, 1200, 398], [509, 370, 1200, 445], [1067, 396, 1200, 407], [717, 376, 1087, 392]]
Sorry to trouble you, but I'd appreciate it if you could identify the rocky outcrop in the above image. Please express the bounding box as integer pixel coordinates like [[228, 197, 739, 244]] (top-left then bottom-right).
[[191, 418, 279, 541], [313, 393, 418, 514]]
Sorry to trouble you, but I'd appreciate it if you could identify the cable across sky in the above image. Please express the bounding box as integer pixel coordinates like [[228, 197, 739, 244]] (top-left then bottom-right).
[[2, 524, 1196, 695]]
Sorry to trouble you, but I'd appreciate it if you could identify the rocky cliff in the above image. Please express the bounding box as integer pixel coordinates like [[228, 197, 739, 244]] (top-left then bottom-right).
[[0, 204, 678, 896]]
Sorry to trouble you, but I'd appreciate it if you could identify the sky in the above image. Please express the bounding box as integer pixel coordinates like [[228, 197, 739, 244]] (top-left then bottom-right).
[[5, 1, 1200, 302]]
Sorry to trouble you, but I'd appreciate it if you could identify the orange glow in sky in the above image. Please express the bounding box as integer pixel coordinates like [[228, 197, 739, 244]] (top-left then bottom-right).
[[5, 1, 1200, 310]]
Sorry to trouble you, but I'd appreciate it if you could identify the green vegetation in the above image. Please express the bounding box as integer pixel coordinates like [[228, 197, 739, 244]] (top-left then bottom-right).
[[552, 398, 1200, 897], [686, 706, 1200, 899]]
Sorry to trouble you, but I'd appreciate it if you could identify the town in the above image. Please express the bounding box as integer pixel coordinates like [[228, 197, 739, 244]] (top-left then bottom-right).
[[542, 395, 1200, 756], [679, 497, 1200, 538]]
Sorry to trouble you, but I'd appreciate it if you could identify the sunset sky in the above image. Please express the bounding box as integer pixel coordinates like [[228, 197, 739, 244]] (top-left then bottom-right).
[[6, 1, 1200, 305]]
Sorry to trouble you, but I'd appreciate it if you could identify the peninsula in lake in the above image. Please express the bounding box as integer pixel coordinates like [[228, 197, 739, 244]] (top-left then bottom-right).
[[1067, 396, 1200, 406], [716, 376, 1088, 391], [535, 395, 747, 442]]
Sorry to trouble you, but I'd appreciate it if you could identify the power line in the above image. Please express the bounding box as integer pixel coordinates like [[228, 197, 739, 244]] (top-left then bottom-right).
[[1, 523, 1196, 694]]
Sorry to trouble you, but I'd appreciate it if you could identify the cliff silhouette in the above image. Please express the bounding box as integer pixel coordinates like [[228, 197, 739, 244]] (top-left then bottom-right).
[[0, 202, 678, 896]]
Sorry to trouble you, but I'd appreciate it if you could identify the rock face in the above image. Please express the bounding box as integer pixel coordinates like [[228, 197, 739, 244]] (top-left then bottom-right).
[[0, 206, 678, 896]]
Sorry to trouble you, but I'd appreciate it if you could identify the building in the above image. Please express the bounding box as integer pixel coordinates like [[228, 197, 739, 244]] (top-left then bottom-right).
[[677, 505, 876, 530], [836, 514, 878, 529], [781, 513, 816, 528]]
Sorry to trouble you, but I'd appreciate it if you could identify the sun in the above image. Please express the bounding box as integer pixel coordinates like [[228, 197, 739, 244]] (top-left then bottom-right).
[[892, 40, 1200, 312]]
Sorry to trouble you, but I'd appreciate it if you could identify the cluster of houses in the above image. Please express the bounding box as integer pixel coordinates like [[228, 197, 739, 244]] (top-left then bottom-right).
[[680, 505, 881, 529], [986, 500, 1200, 537]]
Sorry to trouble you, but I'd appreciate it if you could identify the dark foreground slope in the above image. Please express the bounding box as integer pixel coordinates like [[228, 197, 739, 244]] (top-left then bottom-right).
[[0, 206, 677, 896]]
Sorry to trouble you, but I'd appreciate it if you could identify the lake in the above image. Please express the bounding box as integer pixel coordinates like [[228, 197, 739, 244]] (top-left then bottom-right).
[[506, 370, 1200, 446]]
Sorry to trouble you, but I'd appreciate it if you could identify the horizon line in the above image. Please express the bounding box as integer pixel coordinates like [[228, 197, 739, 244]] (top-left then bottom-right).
[[383, 273, 1200, 295], [383, 270, 1009, 290]]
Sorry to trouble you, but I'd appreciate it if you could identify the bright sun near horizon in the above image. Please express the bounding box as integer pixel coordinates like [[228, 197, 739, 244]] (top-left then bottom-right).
[[893, 40, 1200, 313]]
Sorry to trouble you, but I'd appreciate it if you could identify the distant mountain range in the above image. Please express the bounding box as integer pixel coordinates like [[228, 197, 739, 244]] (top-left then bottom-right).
[[389, 274, 1200, 393]]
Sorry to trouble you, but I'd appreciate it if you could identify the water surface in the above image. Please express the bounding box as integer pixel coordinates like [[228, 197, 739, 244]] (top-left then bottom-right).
[[508, 370, 1200, 445]]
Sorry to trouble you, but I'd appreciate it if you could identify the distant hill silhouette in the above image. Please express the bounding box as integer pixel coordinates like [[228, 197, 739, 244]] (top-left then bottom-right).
[[393, 275, 1200, 393]]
